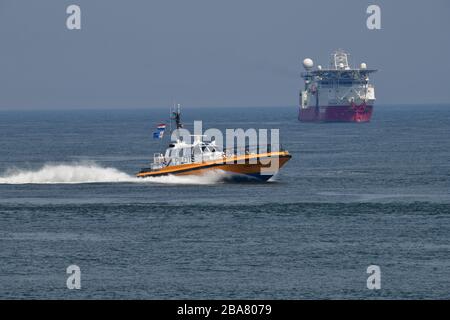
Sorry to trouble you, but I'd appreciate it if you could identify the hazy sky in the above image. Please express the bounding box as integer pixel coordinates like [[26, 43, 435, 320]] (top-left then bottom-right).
[[0, 0, 449, 109]]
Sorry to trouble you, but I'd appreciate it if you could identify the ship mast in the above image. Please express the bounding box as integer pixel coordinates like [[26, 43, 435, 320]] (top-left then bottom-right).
[[332, 49, 350, 70]]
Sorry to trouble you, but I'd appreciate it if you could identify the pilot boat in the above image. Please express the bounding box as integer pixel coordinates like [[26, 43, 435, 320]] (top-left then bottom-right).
[[136, 106, 291, 182]]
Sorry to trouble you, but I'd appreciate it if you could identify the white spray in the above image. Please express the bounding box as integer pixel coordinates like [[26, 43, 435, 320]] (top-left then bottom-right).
[[0, 162, 225, 185]]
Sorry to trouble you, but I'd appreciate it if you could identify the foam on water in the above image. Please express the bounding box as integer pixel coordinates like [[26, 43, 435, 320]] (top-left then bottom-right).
[[0, 162, 225, 185]]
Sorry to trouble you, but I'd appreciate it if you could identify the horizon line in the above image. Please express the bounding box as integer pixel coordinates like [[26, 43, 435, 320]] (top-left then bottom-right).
[[0, 103, 449, 112]]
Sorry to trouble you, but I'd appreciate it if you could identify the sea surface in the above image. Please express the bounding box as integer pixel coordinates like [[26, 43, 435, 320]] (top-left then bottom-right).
[[0, 105, 449, 299]]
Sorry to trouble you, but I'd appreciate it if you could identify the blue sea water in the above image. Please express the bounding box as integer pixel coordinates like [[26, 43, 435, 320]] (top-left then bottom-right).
[[0, 105, 449, 299]]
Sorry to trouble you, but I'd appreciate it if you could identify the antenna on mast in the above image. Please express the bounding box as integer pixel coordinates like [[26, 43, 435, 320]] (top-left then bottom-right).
[[171, 103, 183, 129]]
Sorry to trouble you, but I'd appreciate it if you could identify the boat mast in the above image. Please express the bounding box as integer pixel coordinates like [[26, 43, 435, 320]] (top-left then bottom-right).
[[171, 103, 183, 141], [173, 104, 183, 129]]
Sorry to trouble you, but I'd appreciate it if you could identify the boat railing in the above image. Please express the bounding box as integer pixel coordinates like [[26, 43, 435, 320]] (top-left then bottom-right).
[[153, 153, 164, 163], [224, 144, 284, 157]]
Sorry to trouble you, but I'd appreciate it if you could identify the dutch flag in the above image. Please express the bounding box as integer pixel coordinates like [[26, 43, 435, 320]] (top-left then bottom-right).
[[153, 124, 166, 139]]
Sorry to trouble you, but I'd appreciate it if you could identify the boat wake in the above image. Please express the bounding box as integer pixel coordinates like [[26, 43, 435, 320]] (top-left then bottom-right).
[[0, 162, 225, 185]]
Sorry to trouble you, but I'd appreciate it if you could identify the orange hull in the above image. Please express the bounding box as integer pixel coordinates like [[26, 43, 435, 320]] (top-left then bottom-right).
[[137, 151, 292, 181]]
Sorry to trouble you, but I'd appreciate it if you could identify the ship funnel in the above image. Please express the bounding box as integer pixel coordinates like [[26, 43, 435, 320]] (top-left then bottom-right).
[[303, 58, 314, 70], [360, 63, 367, 69]]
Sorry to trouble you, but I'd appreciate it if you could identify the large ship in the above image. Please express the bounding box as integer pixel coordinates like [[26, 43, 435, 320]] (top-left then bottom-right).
[[299, 49, 377, 122]]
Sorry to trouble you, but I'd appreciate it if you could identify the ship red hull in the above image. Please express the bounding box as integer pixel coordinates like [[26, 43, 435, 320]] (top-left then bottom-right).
[[298, 104, 373, 123]]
